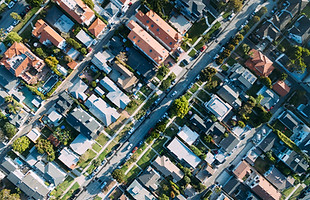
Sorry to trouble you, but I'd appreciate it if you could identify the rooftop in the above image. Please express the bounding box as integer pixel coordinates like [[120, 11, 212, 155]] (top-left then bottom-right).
[[205, 95, 232, 121], [177, 125, 199, 145]]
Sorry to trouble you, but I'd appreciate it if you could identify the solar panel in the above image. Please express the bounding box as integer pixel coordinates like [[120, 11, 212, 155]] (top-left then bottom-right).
[[25, 51, 35, 60]]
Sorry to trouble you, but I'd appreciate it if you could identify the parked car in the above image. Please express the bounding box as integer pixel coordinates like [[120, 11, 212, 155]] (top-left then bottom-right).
[[154, 98, 160, 105], [8, 1, 15, 8], [188, 82, 194, 89], [13, 20, 20, 26], [168, 61, 173, 67], [6, 25, 14, 33], [200, 45, 207, 52], [101, 159, 106, 166], [73, 188, 81, 197], [137, 141, 143, 148], [128, 128, 135, 135], [100, 182, 107, 189], [127, 143, 133, 150], [171, 80, 176, 85], [170, 91, 177, 97], [25, 5, 32, 12], [132, 147, 138, 153], [181, 59, 189, 65]]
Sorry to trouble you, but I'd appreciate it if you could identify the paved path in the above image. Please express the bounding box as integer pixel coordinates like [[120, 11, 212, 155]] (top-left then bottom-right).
[[284, 184, 306, 200]]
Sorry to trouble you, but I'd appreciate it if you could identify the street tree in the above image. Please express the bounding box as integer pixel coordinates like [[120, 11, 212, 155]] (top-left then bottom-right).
[[3, 122, 16, 139], [280, 73, 288, 81], [252, 16, 260, 24], [26, 0, 43, 7], [10, 12, 22, 21], [200, 67, 217, 82], [5, 95, 13, 103], [112, 169, 125, 183], [170, 96, 189, 118], [5, 32, 22, 44], [228, 0, 243, 12], [12, 136, 30, 153]]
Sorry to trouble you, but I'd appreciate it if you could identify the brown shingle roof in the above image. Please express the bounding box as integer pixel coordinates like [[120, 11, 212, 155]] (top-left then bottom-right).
[[273, 80, 290, 97], [88, 18, 106, 37], [67, 61, 77, 69], [245, 49, 274, 77]]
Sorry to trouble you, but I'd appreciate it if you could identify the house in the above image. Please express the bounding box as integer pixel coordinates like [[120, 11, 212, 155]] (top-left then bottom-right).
[[297, 103, 310, 118], [47, 110, 63, 125], [205, 122, 226, 144], [229, 63, 257, 90], [85, 94, 120, 126], [278, 110, 299, 131], [70, 133, 92, 155], [152, 155, 184, 182], [184, 185, 196, 198], [273, 80, 291, 97], [0, 66, 19, 92], [55, 0, 95, 26], [34, 161, 67, 186], [91, 51, 114, 74], [69, 78, 88, 101], [127, 179, 157, 200], [138, 166, 161, 192], [255, 21, 281, 42], [245, 147, 262, 166], [1, 157, 18, 173], [0, 88, 8, 106], [8, 109, 29, 128], [167, 138, 201, 168], [216, 84, 242, 108], [196, 164, 214, 183], [278, 149, 309, 174], [127, 20, 169, 66], [289, 15, 310, 44], [219, 133, 239, 153], [264, 166, 294, 191], [32, 19, 66, 49], [135, 10, 182, 52], [103, 2, 120, 23], [233, 161, 281, 200], [111, 0, 131, 13], [58, 147, 79, 169], [245, 49, 274, 77], [176, 0, 207, 21], [0, 42, 45, 84], [26, 128, 41, 143], [76, 29, 93, 48], [257, 86, 279, 110], [54, 92, 74, 114], [109, 61, 138, 92], [270, 11, 293, 31], [177, 125, 199, 146], [66, 107, 101, 139], [257, 132, 279, 152], [190, 114, 211, 133], [99, 76, 130, 109], [204, 94, 232, 121], [88, 18, 107, 37], [286, 0, 309, 17]]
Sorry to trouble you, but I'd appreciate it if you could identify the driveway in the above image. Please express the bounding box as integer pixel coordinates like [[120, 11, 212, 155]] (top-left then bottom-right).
[[0, 0, 28, 30]]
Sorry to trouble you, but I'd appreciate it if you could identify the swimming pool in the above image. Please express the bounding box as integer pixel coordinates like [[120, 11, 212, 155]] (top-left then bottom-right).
[[20, 87, 39, 112], [42, 75, 58, 93]]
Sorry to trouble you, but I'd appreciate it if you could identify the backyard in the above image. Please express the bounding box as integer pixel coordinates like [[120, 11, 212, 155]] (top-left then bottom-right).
[[187, 18, 209, 44]]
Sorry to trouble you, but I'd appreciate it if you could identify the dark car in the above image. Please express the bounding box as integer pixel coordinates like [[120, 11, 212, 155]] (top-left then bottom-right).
[[181, 59, 189, 65], [73, 188, 81, 197]]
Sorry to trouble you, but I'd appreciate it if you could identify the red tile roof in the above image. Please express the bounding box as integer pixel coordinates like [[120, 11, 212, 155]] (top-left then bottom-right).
[[273, 80, 290, 97], [127, 20, 169, 65], [88, 18, 106, 37], [32, 19, 65, 47], [135, 10, 182, 51], [67, 60, 78, 69], [245, 49, 274, 76]]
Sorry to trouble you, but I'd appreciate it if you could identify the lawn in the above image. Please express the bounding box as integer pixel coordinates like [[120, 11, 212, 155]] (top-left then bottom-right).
[[181, 41, 190, 52], [184, 91, 192, 100], [189, 84, 199, 93], [194, 40, 205, 51], [152, 137, 168, 154], [137, 149, 157, 169], [188, 49, 197, 57], [272, 119, 293, 138], [222, 11, 232, 19], [13, 7, 40, 33], [61, 182, 80, 200], [96, 134, 109, 146], [50, 176, 74, 199], [226, 57, 237, 66], [78, 149, 97, 169], [281, 186, 295, 200], [126, 98, 144, 115], [302, 3, 310, 17], [187, 18, 209, 44], [197, 90, 211, 102], [92, 143, 102, 153], [19, 24, 33, 40], [289, 186, 304, 200], [98, 141, 116, 162], [125, 165, 142, 184], [164, 123, 179, 137], [140, 85, 153, 97], [94, 196, 102, 200], [304, 176, 310, 186]]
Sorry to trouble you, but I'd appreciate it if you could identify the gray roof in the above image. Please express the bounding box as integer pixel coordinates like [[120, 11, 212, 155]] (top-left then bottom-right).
[[257, 132, 279, 152], [258, 87, 279, 109], [217, 84, 242, 108], [127, 179, 157, 200], [105, 2, 119, 17], [256, 21, 281, 41], [190, 114, 211, 133], [45, 162, 67, 186], [230, 63, 257, 90], [138, 167, 161, 192], [8, 109, 29, 128], [1, 157, 18, 173], [206, 122, 226, 144], [290, 15, 310, 42], [279, 111, 299, 131], [55, 92, 74, 114], [219, 133, 239, 152], [69, 79, 88, 100], [286, 0, 309, 17], [284, 150, 308, 173], [181, 0, 206, 18], [264, 166, 294, 190], [0, 66, 19, 92], [152, 156, 184, 182], [271, 11, 292, 31], [0, 87, 8, 105]]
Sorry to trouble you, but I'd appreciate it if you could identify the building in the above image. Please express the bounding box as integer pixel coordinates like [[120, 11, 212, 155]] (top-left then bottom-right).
[[152, 155, 184, 182], [55, 0, 95, 26], [167, 138, 201, 168], [205, 122, 226, 144], [177, 125, 199, 145], [0, 42, 45, 84], [85, 94, 120, 126], [58, 147, 80, 169], [69, 78, 88, 100], [34, 161, 67, 186], [204, 94, 232, 121], [255, 21, 281, 42], [111, 0, 131, 13], [88, 18, 106, 37], [257, 132, 279, 152], [127, 20, 169, 66], [245, 49, 274, 77], [233, 161, 281, 200], [264, 165, 294, 191], [76, 29, 93, 48], [257, 86, 279, 110], [109, 61, 138, 92], [103, 2, 120, 23], [217, 84, 242, 108], [219, 133, 239, 153], [70, 133, 92, 155], [127, 179, 157, 200], [297, 103, 310, 118], [135, 10, 182, 52], [54, 92, 74, 115], [190, 114, 211, 133], [66, 107, 101, 139], [229, 63, 257, 90], [176, 0, 207, 21], [8, 109, 29, 128], [32, 19, 66, 49], [26, 128, 41, 143], [289, 15, 310, 44], [278, 110, 300, 131], [0, 66, 19, 92], [100, 76, 130, 109], [138, 166, 161, 192], [273, 80, 291, 97], [91, 51, 114, 74], [278, 149, 309, 174], [270, 11, 293, 31]]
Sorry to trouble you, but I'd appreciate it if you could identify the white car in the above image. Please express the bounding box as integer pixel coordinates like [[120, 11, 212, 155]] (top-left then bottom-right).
[[170, 91, 177, 97], [128, 128, 135, 135], [6, 25, 14, 33], [92, 39, 98, 45], [8, 1, 15, 8], [127, 143, 133, 150]]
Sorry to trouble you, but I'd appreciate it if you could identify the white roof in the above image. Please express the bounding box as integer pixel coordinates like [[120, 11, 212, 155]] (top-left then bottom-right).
[[177, 125, 199, 145], [31, 98, 41, 108], [27, 128, 41, 143], [47, 110, 62, 123], [69, 79, 88, 100], [85, 94, 120, 126], [70, 134, 92, 155], [94, 86, 105, 97], [91, 51, 113, 74], [58, 147, 79, 169], [205, 95, 232, 121], [100, 77, 130, 109], [76, 29, 93, 47], [57, 64, 68, 76], [167, 138, 201, 168], [215, 152, 225, 163], [205, 152, 215, 165], [127, 180, 156, 200]]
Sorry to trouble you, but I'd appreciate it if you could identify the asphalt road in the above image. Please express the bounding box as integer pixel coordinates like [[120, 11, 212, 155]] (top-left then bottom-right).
[[0, 0, 27, 30]]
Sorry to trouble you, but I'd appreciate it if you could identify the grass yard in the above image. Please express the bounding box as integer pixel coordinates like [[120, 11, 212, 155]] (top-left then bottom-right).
[[188, 49, 197, 57], [98, 141, 116, 162], [222, 11, 232, 19], [125, 165, 142, 184], [164, 123, 179, 137], [187, 18, 209, 44], [197, 90, 211, 102], [152, 137, 168, 154], [96, 134, 109, 146], [194, 40, 205, 51], [140, 85, 153, 97], [94, 196, 102, 200], [272, 119, 293, 138], [304, 176, 310, 186], [137, 149, 157, 169], [189, 84, 199, 93], [289, 186, 304, 200], [184, 91, 192, 100], [78, 149, 97, 169], [92, 143, 102, 153], [126, 97, 144, 115], [281, 186, 295, 200], [50, 176, 74, 199], [181, 41, 190, 52], [19, 24, 33, 40], [302, 3, 310, 17], [226, 57, 237, 66], [61, 182, 80, 200], [13, 7, 40, 33]]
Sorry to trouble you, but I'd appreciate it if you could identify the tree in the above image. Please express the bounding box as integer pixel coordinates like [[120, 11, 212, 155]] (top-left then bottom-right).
[[228, 0, 243, 12], [190, 145, 202, 157], [170, 191, 175, 198], [288, 46, 310, 73], [280, 73, 288, 81], [5, 32, 22, 44], [3, 122, 16, 139], [91, 81, 97, 88], [183, 33, 192, 44], [182, 167, 192, 176], [12, 136, 30, 153], [112, 169, 125, 182], [256, 94, 264, 104], [204, 135, 213, 143], [53, 128, 71, 145], [226, 44, 235, 51], [66, 38, 81, 50], [200, 67, 217, 82], [92, 158, 101, 168], [64, 55, 73, 63], [35, 48, 46, 58], [0, 189, 20, 200], [258, 6, 268, 16], [80, 47, 87, 55], [215, 57, 224, 65], [160, 79, 171, 91], [222, 49, 231, 58], [10, 12, 21, 21], [5, 95, 13, 103], [243, 25, 250, 32], [266, 150, 276, 163], [53, 48, 60, 54], [197, 183, 207, 192], [35, 138, 55, 161], [150, 130, 160, 139], [45, 56, 59, 70], [157, 65, 169, 78], [183, 176, 191, 185], [238, 121, 245, 128], [26, 0, 43, 7], [170, 96, 189, 118], [235, 34, 244, 41], [260, 76, 272, 88], [7, 101, 22, 114], [252, 16, 260, 24], [82, 0, 94, 8], [159, 194, 169, 200]]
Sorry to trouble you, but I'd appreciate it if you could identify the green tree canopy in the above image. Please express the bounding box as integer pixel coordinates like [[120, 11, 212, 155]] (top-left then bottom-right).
[[10, 12, 22, 20], [82, 0, 94, 8], [112, 169, 125, 183], [66, 38, 81, 50], [0, 189, 20, 200], [160, 79, 171, 91], [252, 16, 260, 23], [3, 122, 16, 139], [260, 76, 272, 88], [170, 96, 189, 118], [53, 128, 71, 145], [45, 56, 59, 70], [200, 67, 217, 82], [26, 0, 43, 7], [228, 0, 243, 12], [35, 138, 55, 161], [280, 73, 288, 81], [35, 48, 46, 58], [288, 46, 310, 73], [13, 136, 30, 153], [5, 32, 22, 44]]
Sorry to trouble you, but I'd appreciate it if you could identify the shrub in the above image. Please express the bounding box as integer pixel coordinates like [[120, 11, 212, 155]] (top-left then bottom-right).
[[35, 48, 46, 58], [66, 38, 81, 50], [238, 121, 245, 128], [91, 81, 97, 88], [12, 136, 30, 153], [80, 47, 88, 55], [3, 122, 16, 139]]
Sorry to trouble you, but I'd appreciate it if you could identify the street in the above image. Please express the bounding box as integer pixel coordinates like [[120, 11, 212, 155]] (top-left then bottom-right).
[[0, 0, 28, 30]]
